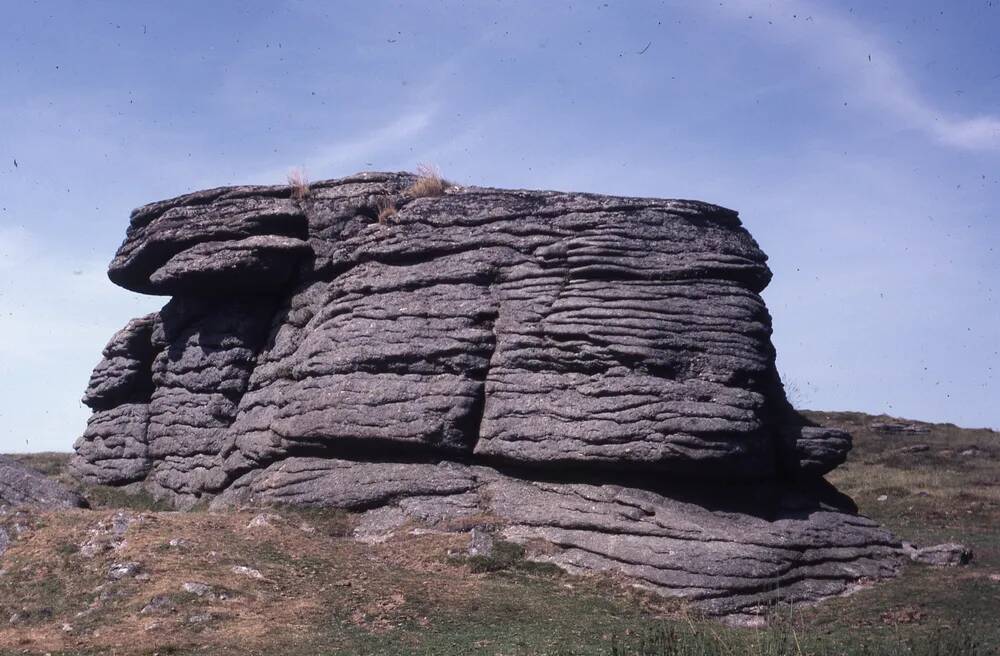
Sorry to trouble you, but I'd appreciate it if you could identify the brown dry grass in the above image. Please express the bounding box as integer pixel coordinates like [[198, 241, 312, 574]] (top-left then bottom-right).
[[0, 507, 549, 654], [375, 195, 398, 224], [0, 509, 345, 653], [405, 163, 449, 198], [287, 167, 310, 200], [4, 412, 1000, 653]]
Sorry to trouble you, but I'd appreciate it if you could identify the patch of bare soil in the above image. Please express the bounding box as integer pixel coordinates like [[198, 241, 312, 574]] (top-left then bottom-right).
[[0, 507, 507, 654]]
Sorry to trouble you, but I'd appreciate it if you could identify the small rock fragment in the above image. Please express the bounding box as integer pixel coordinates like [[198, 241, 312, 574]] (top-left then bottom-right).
[[108, 561, 142, 580], [80, 511, 140, 558], [904, 542, 973, 567], [111, 511, 138, 535], [231, 565, 264, 580], [182, 581, 213, 597], [246, 513, 281, 529], [140, 595, 176, 615], [468, 527, 496, 558], [871, 422, 930, 434]]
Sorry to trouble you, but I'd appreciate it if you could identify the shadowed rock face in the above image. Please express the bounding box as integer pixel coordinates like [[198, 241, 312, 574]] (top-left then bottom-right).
[[72, 172, 898, 616]]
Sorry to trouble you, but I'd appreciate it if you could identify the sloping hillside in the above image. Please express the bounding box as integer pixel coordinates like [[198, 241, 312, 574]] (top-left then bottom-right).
[[1, 410, 997, 655]]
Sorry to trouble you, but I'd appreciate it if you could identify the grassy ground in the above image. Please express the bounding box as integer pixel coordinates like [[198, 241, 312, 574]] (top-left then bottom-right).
[[1, 411, 997, 655]]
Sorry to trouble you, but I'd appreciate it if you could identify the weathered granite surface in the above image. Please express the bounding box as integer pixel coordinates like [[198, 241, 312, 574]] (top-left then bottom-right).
[[72, 171, 900, 616]]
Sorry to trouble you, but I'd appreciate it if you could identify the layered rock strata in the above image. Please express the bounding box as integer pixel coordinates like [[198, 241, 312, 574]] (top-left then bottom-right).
[[72, 172, 901, 615]]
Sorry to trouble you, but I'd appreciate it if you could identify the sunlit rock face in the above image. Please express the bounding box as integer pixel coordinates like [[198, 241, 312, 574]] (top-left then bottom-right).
[[72, 172, 898, 618]]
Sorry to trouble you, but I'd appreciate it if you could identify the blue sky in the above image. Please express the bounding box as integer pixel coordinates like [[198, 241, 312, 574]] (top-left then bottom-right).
[[1, 1, 997, 452]]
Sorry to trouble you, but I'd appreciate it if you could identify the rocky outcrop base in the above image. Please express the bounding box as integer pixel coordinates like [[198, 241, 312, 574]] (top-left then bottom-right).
[[213, 457, 902, 618]]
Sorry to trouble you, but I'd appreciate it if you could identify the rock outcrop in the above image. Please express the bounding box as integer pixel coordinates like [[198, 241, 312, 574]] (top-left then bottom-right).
[[0, 457, 86, 509], [73, 171, 901, 616]]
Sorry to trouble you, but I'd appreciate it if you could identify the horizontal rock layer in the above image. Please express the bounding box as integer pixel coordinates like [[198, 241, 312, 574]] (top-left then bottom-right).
[[79, 173, 830, 491]]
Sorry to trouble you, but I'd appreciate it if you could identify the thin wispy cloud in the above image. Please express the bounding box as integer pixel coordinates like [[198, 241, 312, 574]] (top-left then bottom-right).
[[253, 106, 437, 183], [305, 107, 436, 173], [710, 0, 1000, 151]]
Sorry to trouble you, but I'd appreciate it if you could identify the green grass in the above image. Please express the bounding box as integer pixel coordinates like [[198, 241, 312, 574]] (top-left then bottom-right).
[[456, 539, 564, 576], [6, 452, 73, 478], [79, 483, 174, 511]]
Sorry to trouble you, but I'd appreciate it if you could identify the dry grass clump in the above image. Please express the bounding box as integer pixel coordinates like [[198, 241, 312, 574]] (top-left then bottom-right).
[[375, 195, 398, 224], [287, 167, 310, 200], [405, 163, 449, 198]]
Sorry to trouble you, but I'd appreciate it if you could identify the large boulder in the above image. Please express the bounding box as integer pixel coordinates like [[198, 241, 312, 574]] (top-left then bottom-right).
[[72, 171, 901, 616], [0, 457, 86, 509]]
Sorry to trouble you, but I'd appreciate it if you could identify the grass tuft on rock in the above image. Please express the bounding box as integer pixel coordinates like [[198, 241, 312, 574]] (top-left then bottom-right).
[[405, 163, 449, 198], [287, 167, 310, 200]]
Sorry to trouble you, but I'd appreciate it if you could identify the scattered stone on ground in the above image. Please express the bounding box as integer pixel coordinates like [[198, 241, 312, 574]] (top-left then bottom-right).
[[108, 561, 142, 580], [245, 513, 281, 529], [81, 511, 142, 558], [903, 542, 974, 567], [186, 612, 213, 624], [140, 595, 176, 616], [181, 581, 213, 597], [231, 565, 264, 580], [467, 527, 496, 558], [871, 422, 931, 434]]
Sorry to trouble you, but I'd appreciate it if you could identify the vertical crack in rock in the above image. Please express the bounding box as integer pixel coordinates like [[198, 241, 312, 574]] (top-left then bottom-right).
[[75, 171, 896, 615]]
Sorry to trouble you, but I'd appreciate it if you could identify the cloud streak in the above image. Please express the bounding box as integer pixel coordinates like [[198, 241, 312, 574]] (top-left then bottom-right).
[[304, 106, 436, 173], [711, 0, 1000, 151], [250, 105, 437, 184]]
